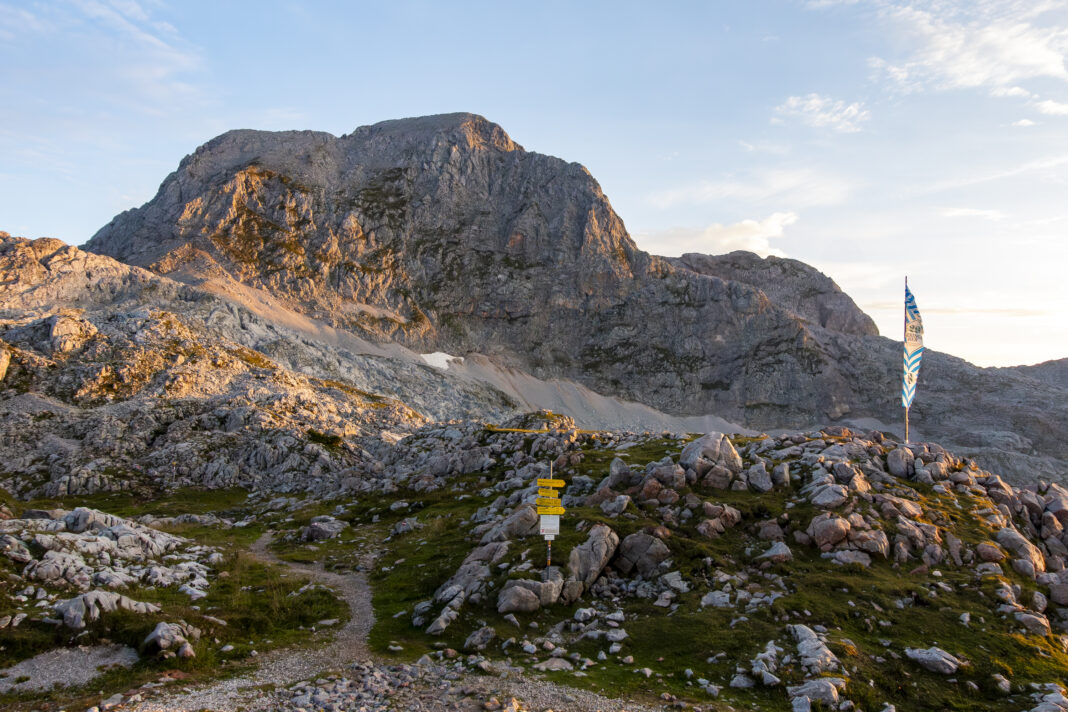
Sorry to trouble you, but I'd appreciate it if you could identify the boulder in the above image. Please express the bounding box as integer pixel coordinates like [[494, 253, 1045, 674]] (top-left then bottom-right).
[[787, 678, 845, 707], [787, 624, 839, 674], [758, 541, 793, 563], [480, 504, 540, 543], [567, 524, 619, 587], [905, 646, 961, 674], [1014, 611, 1051, 636], [701, 590, 732, 608], [600, 494, 631, 516], [849, 529, 890, 558], [463, 626, 496, 652], [809, 484, 849, 508], [831, 550, 871, 567], [142, 621, 200, 658], [996, 527, 1045, 575], [497, 586, 540, 614], [23, 550, 92, 590], [806, 514, 850, 549], [1049, 582, 1068, 606], [680, 432, 743, 474], [700, 466, 734, 489], [301, 515, 348, 541], [748, 462, 773, 493], [887, 447, 915, 478], [614, 532, 671, 577]]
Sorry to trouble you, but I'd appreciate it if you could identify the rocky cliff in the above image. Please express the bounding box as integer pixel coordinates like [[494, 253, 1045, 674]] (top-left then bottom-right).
[[83, 114, 1065, 481]]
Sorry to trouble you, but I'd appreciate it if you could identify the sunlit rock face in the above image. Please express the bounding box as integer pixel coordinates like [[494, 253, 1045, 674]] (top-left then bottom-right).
[[83, 114, 1065, 481]]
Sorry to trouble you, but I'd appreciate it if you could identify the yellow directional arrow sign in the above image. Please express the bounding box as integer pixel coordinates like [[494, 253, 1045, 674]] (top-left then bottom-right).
[[537, 488, 559, 498], [536, 497, 561, 507], [537, 506, 566, 515], [537, 478, 566, 488]]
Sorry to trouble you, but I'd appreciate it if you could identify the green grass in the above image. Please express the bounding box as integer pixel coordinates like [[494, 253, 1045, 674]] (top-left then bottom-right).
[[14, 486, 252, 520], [0, 551, 348, 710]]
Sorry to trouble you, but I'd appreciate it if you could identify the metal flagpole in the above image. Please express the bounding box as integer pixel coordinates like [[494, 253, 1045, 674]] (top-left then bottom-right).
[[904, 276, 909, 445]]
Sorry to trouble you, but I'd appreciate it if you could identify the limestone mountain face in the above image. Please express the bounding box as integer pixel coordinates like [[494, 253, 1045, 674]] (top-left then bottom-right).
[[83, 114, 1065, 481], [668, 251, 878, 337]]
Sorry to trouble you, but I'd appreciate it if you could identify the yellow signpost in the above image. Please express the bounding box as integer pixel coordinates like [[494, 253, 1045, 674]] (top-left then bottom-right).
[[538, 462, 565, 565]]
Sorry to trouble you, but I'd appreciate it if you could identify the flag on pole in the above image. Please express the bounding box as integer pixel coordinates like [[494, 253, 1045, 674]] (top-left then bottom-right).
[[902, 284, 924, 408]]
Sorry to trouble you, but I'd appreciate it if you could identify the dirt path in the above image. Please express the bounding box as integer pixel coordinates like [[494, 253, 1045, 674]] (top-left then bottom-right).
[[129, 533, 662, 712], [131, 531, 378, 711]]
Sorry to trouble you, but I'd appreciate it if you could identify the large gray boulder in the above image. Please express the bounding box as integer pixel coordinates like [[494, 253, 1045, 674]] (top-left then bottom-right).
[[497, 585, 540, 614], [787, 624, 839, 674], [614, 532, 671, 577], [680, 433, 743, 475], [480, 504, 540, 543], [996, 527, 1045, 576], [567, 524, 619, 587], [806, 514, 850, 549], [301, 515, 348, 541], [142, 621, 200, 659], [905, 646, 962, 674]]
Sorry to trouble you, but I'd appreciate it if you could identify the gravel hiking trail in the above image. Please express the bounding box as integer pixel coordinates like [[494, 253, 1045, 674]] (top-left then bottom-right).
[[131, 531, 377, 711]]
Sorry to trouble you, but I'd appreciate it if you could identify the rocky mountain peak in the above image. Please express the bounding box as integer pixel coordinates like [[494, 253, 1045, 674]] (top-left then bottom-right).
[[345, 112, 523, 154], [81, 115, 1066, 481]]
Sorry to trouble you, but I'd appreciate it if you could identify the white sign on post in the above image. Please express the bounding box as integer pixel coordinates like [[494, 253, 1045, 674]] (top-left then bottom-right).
[[539, 514, 560, 540]]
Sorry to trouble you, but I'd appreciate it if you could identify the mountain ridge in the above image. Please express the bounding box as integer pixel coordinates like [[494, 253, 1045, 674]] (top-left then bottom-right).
[[81, 114, 1066, 482]]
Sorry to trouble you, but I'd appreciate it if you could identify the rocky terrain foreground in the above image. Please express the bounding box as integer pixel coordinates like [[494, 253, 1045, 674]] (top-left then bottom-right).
[[3, 407, 1068, 711], [83, 112, 1066, 482]]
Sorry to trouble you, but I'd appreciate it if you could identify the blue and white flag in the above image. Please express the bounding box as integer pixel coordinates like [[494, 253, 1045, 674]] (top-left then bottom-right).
[[902, 285, 924, 408]]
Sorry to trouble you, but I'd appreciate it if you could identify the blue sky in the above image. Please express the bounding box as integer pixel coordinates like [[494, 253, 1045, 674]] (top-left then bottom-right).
[[1, 0, 1066, 367]]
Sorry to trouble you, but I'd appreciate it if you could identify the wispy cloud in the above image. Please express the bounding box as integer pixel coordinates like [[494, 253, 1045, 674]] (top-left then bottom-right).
[[774, 93, 871, 132], [635, 212, 798, 258], [869, 1, 1068, 93], [0, 4, 53, 40], [941, 207, 1006, 220], [0, 0, 205, 116], [649, 168, 852, 209], [1036, 98, 1068, 114], [1013, 118, 1037, 126], [922, 152, 1068, 193], [992, 85, 1033, 98]]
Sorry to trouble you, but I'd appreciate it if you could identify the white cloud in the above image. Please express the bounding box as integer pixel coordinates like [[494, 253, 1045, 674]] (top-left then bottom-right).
[[649, 168, 852, 210], [1036, 98, 1068, 114], [635, 212, 798, 259], [1013, 118, 1037, 126], [992, 85, 1032, 98], [941, 207, 1006, 220], [870, 1, 1068, 93], [774, 93, 871, 132]]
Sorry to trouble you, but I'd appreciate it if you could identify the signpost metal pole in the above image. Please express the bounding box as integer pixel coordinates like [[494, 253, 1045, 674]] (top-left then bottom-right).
[[537, 461, 566, 569]]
